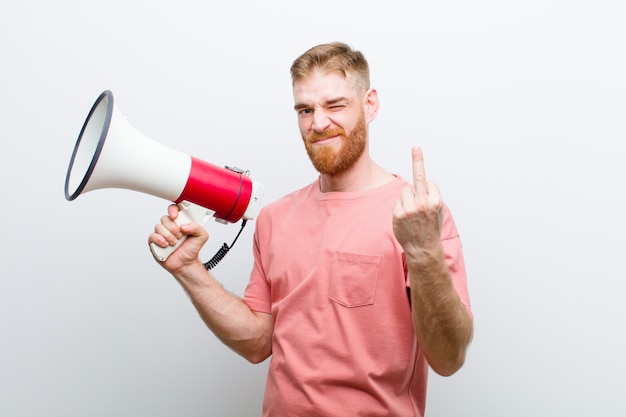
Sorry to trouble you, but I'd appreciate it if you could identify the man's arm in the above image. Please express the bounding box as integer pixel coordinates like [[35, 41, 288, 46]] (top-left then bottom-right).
[[393, 147, 473, 376], [149, 205, 273, 363], [405, 241, 473, 376]]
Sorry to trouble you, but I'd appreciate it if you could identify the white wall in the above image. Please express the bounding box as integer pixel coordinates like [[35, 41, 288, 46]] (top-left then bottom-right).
[[1, 1, 624, 416]]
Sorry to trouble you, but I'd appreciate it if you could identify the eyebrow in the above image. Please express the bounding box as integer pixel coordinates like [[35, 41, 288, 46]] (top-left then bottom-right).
[[293, 96, 350, 111]]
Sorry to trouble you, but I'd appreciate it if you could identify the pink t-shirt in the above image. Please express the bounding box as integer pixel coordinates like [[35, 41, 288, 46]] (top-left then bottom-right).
[[244, 176, 471, 417]]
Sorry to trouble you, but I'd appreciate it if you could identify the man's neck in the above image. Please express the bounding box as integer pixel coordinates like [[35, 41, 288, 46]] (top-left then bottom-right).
[[318, 157, 395, 193]]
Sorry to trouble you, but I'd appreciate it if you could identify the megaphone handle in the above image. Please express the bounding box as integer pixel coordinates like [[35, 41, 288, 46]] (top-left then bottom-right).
[[150, 201, 215, 262]]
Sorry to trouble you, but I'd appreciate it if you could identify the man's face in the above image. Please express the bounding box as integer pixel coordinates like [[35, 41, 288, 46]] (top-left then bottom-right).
[[293, 71, 368, 175]]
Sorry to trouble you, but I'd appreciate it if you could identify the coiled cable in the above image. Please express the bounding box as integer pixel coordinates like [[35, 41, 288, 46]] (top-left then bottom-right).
[[203, 220, 248, 270]]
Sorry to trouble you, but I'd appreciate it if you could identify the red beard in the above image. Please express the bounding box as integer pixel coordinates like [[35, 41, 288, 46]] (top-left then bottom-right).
[[303, 112, 367, 175]]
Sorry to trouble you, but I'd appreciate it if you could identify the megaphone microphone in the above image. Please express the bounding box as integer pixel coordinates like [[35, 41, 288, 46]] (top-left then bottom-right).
[[65, 90, 265, 266]]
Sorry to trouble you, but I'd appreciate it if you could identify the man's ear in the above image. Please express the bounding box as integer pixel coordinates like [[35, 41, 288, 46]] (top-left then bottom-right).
[[363, 88, 380, 123]]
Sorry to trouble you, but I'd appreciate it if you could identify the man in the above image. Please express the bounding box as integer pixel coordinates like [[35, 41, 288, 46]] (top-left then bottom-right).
[[149, 42, 473, 417]]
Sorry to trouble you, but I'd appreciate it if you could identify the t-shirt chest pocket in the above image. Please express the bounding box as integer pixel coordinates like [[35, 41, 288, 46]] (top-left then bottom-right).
[[328, 252, 382, 308]]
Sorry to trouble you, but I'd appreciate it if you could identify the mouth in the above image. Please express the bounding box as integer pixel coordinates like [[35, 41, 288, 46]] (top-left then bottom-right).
[[312, 135, 340, 145]]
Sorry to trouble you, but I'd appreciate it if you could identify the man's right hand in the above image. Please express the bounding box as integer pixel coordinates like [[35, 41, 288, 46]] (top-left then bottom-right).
[[148, 204, 209, 273]]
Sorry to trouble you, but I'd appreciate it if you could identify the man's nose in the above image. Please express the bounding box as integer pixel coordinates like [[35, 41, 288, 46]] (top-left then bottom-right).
[[311, 110, 331, 132]]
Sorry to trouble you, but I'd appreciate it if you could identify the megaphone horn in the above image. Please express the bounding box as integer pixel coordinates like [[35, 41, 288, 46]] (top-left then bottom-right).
[[65, 90, 265, 264]]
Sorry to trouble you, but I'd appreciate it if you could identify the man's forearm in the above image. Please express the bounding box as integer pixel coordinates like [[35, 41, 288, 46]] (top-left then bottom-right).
[[409, 251, 473, 376], [173, 262, 273, 363]]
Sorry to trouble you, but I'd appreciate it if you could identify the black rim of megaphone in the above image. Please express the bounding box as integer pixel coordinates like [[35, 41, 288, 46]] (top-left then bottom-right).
[[64, 90, 114, 201]]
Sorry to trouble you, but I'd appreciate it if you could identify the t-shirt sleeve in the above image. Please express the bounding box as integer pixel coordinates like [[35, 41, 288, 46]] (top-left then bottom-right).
[[441, 205, 472, 317], [242, 218, 272, 314]]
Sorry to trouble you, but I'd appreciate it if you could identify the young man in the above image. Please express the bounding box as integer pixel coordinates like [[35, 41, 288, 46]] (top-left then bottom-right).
[[149, 42, 473, 417]]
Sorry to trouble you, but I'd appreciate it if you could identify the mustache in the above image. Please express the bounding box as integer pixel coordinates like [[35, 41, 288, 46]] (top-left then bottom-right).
[[306, 128, 346, 143]]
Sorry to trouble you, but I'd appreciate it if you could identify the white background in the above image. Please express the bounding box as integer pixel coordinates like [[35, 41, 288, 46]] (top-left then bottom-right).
[[1, 1, 625, 416]]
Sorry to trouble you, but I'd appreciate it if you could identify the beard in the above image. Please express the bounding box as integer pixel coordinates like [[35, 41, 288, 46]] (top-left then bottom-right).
[[303, 112, 368, 175]]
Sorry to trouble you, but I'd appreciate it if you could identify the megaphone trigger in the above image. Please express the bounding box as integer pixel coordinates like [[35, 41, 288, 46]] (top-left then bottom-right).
[[149, 201, 215, 262]]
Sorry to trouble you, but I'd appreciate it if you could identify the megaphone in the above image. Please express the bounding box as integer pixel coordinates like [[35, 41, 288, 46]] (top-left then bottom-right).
[[65, 90, 265, 264]]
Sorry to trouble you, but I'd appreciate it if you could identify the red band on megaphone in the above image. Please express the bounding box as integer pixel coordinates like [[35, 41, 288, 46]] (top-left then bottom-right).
[[176, 157, 253, 223]]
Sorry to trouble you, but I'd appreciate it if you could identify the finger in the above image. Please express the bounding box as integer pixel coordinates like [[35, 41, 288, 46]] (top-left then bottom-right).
[[178, 222, 210, 247], [149, 229, 173, 248], [160, 214, 183, 239], [167, 203, 180, 220], [412, 146, 428, 198], [426, 181, 444, 211], [154, 222, 180, 245], [393, 187, 413, 217]]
